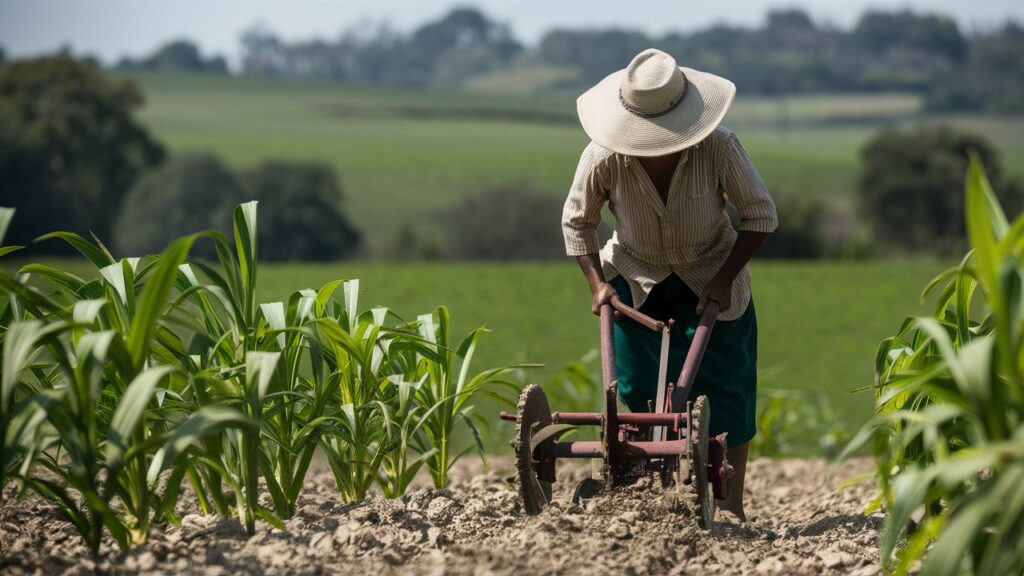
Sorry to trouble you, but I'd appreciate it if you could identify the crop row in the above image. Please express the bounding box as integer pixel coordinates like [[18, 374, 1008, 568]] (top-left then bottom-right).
[[0, 202, 527, 554], [841, 158, 1024, 575]]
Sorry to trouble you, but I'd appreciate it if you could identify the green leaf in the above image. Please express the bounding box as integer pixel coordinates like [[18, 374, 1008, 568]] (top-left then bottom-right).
[[99, 260, 130, 306], [34, 231, 115, 269], [17, 264, 86, 293], [106, 366, 175, 466], [147, 407, 253, 486], [2, 320, 68, 414], [965, 155, 1001, 294], [0, 207, 15, 245], [246, 351, 280, 403], [127, 235, 195, 370], [233, 201, 259, 326], [316, 279, 345, 316]]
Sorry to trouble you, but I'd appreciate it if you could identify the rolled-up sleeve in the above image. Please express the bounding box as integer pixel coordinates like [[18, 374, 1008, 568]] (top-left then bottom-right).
[[720, 132, 778, 233], [562, 143, 610, 255]]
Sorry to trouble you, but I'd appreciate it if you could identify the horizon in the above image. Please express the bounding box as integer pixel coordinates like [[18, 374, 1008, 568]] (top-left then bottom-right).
[[1, 0, 1022, 69]]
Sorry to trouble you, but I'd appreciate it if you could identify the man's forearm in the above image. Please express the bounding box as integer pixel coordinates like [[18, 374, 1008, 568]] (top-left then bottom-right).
[[713, 231, 771, 284], [575, 254, 606, 292]]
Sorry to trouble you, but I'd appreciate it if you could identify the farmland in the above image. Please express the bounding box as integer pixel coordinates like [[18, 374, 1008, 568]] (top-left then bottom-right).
[[17, 257, 947, 442], [126, 72, 1024, 254], [3, 64, 1021, 576]]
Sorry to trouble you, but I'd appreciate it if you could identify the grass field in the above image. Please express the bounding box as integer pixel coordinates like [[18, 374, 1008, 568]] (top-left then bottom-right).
[[254, 260, 949, 436], [124, 72, 1024, 255], [17, 257, 948, 446]]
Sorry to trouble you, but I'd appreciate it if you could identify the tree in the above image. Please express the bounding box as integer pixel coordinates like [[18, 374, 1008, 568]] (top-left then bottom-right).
[[952, 23, 1024, 113], [852, 11, 967, 63], [118, 39, 228, 74], [113, 153, 242, 257], [442, 185, 569, 260], [858, 125, 1019, 254], [539, 29, 649, 84], [239, 8, 519, 87], [0, 55, 165, 251], [239, 161, 361, 261]]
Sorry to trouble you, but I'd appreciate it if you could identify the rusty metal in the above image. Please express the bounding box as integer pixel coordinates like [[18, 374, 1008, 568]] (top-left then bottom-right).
[[513, 385, 553, 515], [609, 293, 664, 331], [675, 300, 720, 404], [502, 411, 687, 428], [543, 439, 689, 458], [507, 294, 729, 528], [708, 433, 732, 500], [689, 395, 715, 529]]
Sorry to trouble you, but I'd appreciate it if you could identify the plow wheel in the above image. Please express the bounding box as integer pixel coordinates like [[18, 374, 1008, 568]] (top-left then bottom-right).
[[514, 385, 553, 515], [688, 395, 716, 529]]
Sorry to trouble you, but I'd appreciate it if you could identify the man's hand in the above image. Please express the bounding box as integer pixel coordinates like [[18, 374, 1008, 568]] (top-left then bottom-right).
[[697, 276, 732, 316], [590, 281, 617, 315]]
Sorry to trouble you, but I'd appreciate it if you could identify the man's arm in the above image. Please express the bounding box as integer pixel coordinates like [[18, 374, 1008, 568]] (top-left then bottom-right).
[[576, 254, 617, 315], [696, 230, 770, 315]]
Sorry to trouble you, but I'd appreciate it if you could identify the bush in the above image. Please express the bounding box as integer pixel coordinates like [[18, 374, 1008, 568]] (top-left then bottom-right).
[[0, 54, 164, 250], [114, 152, 241, 258], [858, 125, 1020, 255], [441, 185, 570, 260], [113, 154, 362, 262], [239, 160, 362, 261], [756, 192, 825, 259]]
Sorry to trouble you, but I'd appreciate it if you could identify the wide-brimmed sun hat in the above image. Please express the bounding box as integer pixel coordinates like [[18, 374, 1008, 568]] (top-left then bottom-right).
[[577, 48, 736, 157]]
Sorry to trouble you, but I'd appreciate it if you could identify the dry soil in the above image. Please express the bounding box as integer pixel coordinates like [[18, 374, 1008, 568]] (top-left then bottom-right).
[[0, 457, 881, 575]]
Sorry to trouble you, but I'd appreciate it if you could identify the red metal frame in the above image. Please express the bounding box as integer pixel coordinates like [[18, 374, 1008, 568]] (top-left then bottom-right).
[[502, 295, 732, 499]]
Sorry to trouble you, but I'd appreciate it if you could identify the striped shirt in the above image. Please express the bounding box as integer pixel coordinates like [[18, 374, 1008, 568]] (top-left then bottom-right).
[[562, 126, 778, 321]]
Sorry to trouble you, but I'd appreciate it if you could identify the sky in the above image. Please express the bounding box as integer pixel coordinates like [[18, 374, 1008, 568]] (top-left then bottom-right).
[[1, 0, 1022, 67]]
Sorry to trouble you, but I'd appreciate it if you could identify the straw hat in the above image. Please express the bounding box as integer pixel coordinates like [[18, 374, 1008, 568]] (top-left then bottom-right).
[[577, 48, 736, 157]]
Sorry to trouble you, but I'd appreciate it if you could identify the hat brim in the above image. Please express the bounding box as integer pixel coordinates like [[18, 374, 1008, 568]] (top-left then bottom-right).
[[577, 67, 736, 157]]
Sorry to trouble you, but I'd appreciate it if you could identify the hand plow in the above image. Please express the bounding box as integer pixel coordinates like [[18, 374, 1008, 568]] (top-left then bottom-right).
[[500, 295, 732, 528]]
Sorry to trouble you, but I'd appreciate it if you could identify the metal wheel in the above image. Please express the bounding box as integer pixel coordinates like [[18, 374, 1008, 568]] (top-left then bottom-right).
[[514, 385, 553, 515], [688, 395, 715, 529]]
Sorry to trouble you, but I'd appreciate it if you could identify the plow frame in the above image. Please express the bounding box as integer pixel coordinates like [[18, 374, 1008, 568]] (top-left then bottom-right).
[[502, 293, 732, 516]]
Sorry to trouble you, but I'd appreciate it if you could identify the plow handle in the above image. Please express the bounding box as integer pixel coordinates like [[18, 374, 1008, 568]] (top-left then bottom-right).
[[608, 294, 664, 332], [675, 300, 720, 403]]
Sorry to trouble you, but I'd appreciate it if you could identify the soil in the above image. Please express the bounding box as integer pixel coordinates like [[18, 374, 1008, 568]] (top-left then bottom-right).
[[0, 457, 881, 575]]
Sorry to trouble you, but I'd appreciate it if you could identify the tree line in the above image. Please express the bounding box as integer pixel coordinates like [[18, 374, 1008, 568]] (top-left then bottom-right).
[[87, 6, 1024, 114]]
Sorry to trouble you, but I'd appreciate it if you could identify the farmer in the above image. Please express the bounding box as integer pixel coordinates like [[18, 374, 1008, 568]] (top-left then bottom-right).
[[562, 48, 777, 521]]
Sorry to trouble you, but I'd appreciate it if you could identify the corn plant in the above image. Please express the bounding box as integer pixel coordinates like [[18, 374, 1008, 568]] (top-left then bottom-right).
[[753, 387, 848, 458], [378, 374, 437, 498], [840, 157, 1024, 575], [310, 289, 399, 502], [398, 307, 527, 488], [1, 198, 531, 554], [0, 228, 253, 554], [0, 207, 30, 496], [162, 203, 313, 531]]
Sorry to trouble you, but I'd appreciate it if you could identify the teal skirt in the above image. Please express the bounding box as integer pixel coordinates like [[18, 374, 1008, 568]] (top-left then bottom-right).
[[611, 274, 758, 446]]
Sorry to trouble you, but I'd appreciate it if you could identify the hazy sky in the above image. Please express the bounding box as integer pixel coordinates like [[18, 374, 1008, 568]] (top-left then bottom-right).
[[1, 0, 1022, 67]]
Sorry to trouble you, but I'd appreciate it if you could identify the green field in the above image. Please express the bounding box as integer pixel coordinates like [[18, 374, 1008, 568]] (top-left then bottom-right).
[[255, 260, 948, 434], [18, 257, 947, 440], [126, 72, 1024, 255]]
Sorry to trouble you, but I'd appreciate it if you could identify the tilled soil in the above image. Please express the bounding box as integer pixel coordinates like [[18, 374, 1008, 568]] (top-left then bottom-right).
[[0, 457, 881, 575]]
